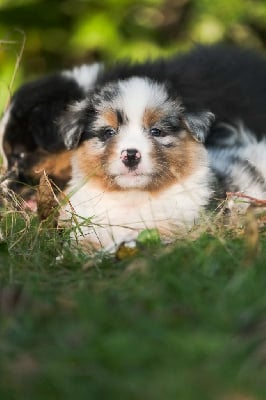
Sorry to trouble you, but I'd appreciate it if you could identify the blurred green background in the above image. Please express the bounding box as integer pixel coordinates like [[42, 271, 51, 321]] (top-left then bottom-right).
[[1, 0, 266, 111]]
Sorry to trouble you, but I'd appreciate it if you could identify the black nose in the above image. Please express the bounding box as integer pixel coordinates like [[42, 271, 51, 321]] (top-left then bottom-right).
[[121, 148, 141, 168]]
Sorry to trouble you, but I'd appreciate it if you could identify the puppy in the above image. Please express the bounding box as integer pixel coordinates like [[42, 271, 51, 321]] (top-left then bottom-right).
[[0, 63, 102, 202], [58, 77, 214, 249]]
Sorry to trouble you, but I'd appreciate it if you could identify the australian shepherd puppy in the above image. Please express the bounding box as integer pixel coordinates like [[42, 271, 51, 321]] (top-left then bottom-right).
[[58, 77, 214, 249]]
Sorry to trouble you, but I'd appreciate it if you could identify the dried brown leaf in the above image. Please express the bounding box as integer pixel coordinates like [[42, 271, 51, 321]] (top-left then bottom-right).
[[37, 171, 59, 226]]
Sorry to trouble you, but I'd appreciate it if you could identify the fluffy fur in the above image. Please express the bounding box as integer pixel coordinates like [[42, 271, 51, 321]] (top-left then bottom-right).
[[59, 77, 214, 249], [208, 123, 266, 202], [97, 45, 266, 144]]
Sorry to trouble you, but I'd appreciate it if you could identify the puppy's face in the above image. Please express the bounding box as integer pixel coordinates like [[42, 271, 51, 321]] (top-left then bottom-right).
[[60, 78, 214, 192]]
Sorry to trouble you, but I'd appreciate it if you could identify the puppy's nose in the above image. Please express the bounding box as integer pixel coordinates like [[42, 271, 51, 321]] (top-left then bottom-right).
[[121, 148, 141, 168]]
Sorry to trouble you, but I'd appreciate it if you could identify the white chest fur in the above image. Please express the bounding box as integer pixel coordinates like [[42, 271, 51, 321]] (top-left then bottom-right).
[[61, 165, 213, 250]]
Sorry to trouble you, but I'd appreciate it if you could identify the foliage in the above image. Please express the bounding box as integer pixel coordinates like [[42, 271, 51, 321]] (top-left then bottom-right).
[[1, 0, 266, 110]]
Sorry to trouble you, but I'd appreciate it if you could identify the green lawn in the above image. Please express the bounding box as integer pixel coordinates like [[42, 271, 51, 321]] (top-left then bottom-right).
[[0, 209, 266, 400]]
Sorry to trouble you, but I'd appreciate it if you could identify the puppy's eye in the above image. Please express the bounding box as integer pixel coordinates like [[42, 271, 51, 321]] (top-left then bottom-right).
[[103, 127, 117, 140], [150, 128, 162, 137]]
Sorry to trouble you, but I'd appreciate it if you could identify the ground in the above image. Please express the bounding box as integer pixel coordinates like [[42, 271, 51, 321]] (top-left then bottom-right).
[[0, 205, 266, 400]]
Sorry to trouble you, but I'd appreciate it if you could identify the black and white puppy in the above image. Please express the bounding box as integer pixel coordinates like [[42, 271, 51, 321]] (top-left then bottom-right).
[[98, 45, 266, 145], [0, 63, 102, 199]]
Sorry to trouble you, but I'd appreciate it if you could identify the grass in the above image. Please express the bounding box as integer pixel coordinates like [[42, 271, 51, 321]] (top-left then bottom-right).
[[0, 205, 266, 400]]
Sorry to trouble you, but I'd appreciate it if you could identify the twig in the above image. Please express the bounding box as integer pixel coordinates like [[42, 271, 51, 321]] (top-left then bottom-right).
[[226, 192, 266, 205]]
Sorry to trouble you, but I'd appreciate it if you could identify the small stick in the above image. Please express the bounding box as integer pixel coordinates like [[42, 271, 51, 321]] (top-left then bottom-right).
[[226, 192, 266, 205]]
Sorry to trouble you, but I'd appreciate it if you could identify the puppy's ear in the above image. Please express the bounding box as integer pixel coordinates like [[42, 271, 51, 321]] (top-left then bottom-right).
[[57, 99, 91, 150], [183, 111, 215, 143]]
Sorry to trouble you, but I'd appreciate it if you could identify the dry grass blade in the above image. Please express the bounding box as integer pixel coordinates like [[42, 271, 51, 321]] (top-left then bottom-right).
[[37, 171, 59, 227], [244, 209, 259, 266], [3, 29, 26, 111], [227, 192, 266, 206]]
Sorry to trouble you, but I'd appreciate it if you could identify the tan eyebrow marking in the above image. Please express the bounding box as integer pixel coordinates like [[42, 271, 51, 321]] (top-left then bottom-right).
[[102, 109, 118, 128], [143, 108, 163, 128]]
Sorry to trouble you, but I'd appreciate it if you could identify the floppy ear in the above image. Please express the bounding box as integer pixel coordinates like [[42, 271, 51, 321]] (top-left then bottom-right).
[[183, 111, 215, 143], [57, 99, 91, 150]]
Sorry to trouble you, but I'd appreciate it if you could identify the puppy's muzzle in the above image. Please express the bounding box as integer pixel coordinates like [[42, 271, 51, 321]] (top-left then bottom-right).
[[120, 149, 141, 169]]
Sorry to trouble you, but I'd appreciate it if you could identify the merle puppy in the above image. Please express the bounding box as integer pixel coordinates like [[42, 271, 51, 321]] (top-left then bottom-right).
[[58, 76, 214, 249]]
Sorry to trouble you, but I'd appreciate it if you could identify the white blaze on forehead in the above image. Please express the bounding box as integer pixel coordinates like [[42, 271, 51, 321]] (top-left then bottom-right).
[[117, 77, 169, 123], [112, 78, 169, 152]]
